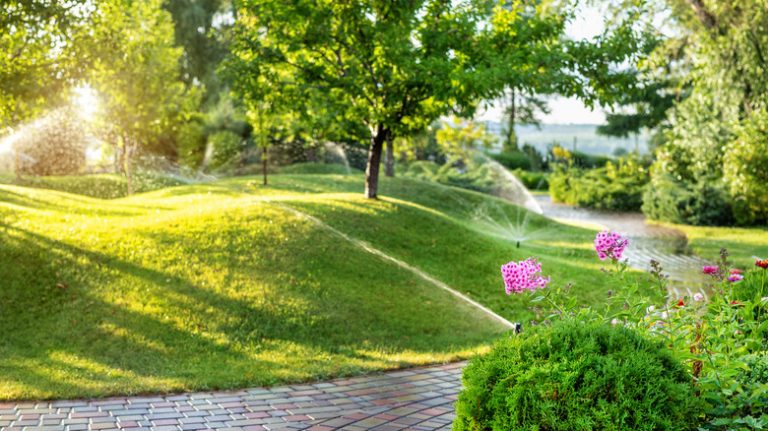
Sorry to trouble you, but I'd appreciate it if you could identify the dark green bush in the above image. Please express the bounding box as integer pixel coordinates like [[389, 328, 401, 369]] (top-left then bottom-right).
[[491, 151, 532, 171], [454, 321, 702, 431], [642, 174, 734, 226], [512, 169, 548, 191], [549, 157, 649, 211], [572, 151, 612, 168]]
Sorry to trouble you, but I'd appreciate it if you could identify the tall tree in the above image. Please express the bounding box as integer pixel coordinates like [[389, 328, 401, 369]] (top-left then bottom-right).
[[230, 0, 644, 198], [502, 89, 549, 153], [88, 0, 188, 194]]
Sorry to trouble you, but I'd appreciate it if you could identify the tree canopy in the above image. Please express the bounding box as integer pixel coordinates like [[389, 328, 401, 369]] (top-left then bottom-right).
[[229, 0, 645, 198]]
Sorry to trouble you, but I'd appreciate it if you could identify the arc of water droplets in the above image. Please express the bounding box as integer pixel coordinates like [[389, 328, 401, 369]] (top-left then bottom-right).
[[274, 202, 516, 330]]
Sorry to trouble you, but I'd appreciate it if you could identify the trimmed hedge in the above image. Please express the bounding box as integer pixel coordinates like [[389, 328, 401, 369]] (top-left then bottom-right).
[[454, 320, 702, 431]]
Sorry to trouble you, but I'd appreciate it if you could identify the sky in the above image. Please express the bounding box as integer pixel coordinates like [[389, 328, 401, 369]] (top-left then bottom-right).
[[475, 4, 609, 125]]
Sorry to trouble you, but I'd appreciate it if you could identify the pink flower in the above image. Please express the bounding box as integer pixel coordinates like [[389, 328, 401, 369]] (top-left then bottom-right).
[[501, 257, 550, 294], [728, 274, 744, 283], [693, 293, 705, 302], [593, 230, 629, 261], [702, 265, 719, 275], [730, 268, 743, 275]]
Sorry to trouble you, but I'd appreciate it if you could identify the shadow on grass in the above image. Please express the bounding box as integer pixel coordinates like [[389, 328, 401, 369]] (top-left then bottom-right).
[[0, 212, 499, 399]]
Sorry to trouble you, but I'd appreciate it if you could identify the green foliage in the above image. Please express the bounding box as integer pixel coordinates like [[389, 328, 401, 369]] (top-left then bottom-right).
[[490, 151, 532, 171], [661, 265, 768, 431], [723, 109, 768, 225], [512, 169, 549, 191], [707, 351, 768, 431], [228, 0, 645, 197], [207, 130, 244, 171], [436, 118, 497, 157], [453, 320, 702, 431], [642, 174, 734, 226], [0, 1, 88, 126], [643, 1, 768, 226], [176, 120, 207, 169], [550, 157, 649, 211], [88, 0, 189, 191], [12, 108, 87, 176]]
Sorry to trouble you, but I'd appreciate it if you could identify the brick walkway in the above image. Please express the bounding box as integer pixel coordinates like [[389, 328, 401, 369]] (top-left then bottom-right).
[[0, 362, 465, 431]]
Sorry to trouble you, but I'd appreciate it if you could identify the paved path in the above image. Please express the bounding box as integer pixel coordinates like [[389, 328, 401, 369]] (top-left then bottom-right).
[[0, 363, 465, 431]]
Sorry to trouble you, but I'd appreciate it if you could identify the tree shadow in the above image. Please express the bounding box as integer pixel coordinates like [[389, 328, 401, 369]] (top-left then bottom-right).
[[0, 187, 145, 217], [0, 213, 498, 400]]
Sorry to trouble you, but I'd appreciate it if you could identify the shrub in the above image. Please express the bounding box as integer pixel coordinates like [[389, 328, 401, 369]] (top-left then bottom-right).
[[549, 156, 649, 211], [512, 169, 548, 191], [642, 174, 734, 226], [176, 121, 207, 169], [454, 320, 702, 431], [208, 130, 244, 171], [490, 151, 532, 171], [723, 109, 768, 225], [13, 108, 87, 176]]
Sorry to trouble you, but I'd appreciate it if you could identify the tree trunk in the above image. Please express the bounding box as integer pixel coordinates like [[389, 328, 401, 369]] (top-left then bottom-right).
[[124, 141, 135, 196], [504, 88, 518, 153], [259, 106, 268, 186], [365, 125, 387, 199], [384, 134, 394, 177], [262, 145, 268, 186]]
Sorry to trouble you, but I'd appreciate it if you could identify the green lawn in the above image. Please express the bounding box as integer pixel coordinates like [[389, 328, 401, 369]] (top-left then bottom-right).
[[2, 173, 634, 400], [656, 222, 768, 268]]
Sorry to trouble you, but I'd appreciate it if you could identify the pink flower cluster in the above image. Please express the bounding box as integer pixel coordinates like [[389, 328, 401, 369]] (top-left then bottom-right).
[[594, 230, 629, 261], [702, 265, 719, 275], [501, 258, 550, 294]]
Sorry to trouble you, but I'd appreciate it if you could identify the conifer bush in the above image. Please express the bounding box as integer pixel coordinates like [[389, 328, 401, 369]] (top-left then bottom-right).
[[453, 320, 702, 431]]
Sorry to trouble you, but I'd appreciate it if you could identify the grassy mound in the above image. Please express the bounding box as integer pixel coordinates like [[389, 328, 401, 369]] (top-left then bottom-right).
[[1, 173, 187, 199], [1, 174, 633, 400], [278, 162, 358, 175]]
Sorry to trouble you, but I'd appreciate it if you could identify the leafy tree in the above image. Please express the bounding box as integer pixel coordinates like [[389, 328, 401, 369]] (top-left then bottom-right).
[[597, 32, 689, 152], [230, 0, 642, 198], [501, 89, 550, 153], [164, 0, 232, 97], [88, 0, 188, 194], [0, 1, 91, 127], [643, 0, 768, 224], [435, 118, 497, 159]]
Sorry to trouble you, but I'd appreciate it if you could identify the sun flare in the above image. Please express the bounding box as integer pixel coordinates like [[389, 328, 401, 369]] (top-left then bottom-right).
[[73, 84, 99, 120]]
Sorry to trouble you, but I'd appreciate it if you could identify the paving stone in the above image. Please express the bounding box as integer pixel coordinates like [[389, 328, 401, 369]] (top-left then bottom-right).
[[4, 362, 467, 430]]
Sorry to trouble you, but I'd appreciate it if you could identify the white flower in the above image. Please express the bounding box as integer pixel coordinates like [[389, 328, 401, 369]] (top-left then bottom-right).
[[611, 318, 619, 326], [693, 293, 705, 302], [660, 311, 669, 320], [647, 305, 655, 313]]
